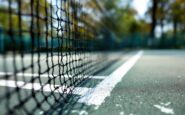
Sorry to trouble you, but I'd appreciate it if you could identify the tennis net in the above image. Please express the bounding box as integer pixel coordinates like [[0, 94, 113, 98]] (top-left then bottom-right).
[[0, 0, 111, 114]]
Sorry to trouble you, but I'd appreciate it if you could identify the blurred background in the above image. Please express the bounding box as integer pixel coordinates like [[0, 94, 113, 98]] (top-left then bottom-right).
[[1, 0, 184, 52]]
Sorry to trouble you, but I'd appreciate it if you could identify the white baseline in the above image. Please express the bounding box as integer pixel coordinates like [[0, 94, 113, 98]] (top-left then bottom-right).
[[0, 72, 105, 80], [78, 51, 143, 106], [0, 80, 92, 96]]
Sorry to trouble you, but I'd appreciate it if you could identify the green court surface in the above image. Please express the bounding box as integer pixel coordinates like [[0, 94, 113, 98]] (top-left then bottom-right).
[[89, 50, 185, 115], [0, 50, 185, 115], [59, 50, 185, 115]]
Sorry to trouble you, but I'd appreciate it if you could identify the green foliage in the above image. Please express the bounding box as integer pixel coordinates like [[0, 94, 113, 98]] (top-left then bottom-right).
[[98, 0, 150, 39], [0, 6, 19, 30], [0, 0, 50, 33]]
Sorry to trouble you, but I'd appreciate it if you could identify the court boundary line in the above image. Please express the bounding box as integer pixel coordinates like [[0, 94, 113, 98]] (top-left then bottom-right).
[[0, 51, 143, 106], [78, 50, 143, 106], [0, 72, 105, 80], [0, 80, 92, 95]]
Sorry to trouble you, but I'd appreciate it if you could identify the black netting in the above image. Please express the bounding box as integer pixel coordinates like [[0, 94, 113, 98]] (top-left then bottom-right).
[[0, 0, 110, 114]]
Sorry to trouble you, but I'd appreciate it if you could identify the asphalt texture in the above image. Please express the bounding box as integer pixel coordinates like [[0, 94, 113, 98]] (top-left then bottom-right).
[[0, 50, 185, 115], [90, 50, 185, 115]]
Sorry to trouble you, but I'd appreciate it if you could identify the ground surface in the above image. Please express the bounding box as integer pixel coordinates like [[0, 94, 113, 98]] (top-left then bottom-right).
[[64, 50, 185, 115], [0, 50, 185, 115], [89, 50, 185, 115]]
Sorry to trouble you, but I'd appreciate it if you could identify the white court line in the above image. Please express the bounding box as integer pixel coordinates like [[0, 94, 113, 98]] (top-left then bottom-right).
[[0, 72, 105, 80], [0, 51, 142, 105], [154, 105, 174, 114], [0, 80, 92, 96], [78, 51, 143, 106]]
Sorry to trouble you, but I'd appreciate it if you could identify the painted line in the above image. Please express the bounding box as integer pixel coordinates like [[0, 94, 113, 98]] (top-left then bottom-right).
[[78, 51, 143, 106], [0, 80, 92, 96], [0, 72, 105, 80], [154, 105, 174, 114]]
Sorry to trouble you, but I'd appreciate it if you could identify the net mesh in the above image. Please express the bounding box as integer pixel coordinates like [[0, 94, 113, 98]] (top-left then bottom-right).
[[0, 0, 110, 114]]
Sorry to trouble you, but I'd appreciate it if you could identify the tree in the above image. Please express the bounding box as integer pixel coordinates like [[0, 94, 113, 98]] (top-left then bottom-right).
[[164, 0, 185, 47], [96, 0, 139, 37], [0, 0, 51, 33]]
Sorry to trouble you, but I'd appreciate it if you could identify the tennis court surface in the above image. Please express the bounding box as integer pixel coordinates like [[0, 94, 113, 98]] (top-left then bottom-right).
[[0, 50, 185, 115], [0, 0, 185, 115]]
